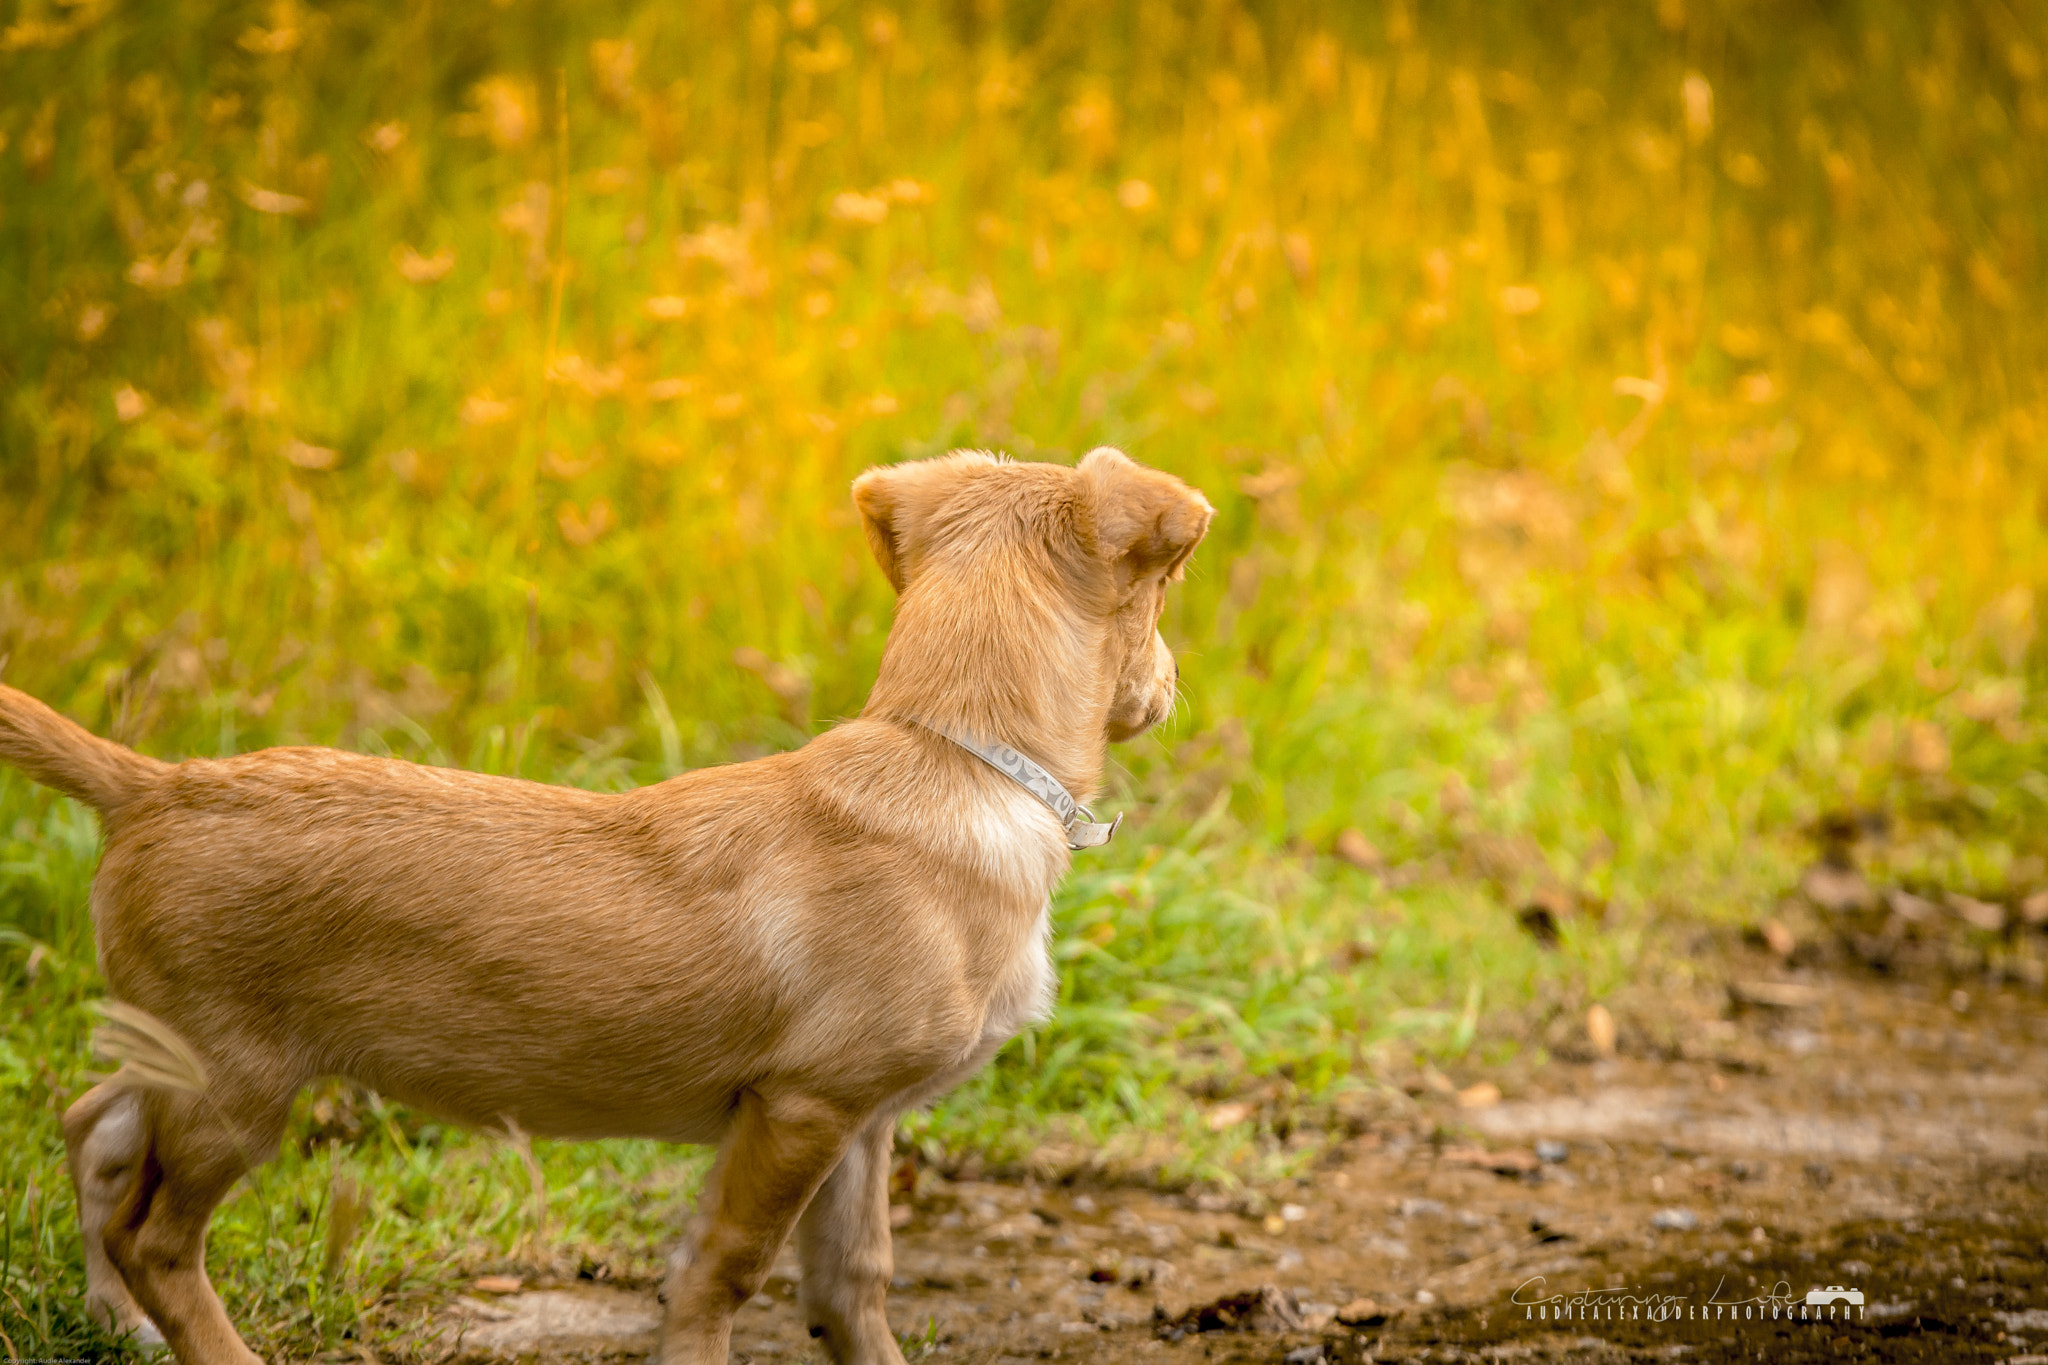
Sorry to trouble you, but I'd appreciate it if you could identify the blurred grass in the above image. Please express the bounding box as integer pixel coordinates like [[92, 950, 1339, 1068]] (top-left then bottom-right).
[[5, 0, 2048, 1355]]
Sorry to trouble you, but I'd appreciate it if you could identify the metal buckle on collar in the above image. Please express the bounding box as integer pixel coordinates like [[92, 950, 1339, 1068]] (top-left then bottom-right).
[[1064, 808, 1122, 850]]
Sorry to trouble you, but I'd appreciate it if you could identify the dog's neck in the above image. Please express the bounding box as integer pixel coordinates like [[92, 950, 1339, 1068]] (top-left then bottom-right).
[[861, 560, 1110, 801]]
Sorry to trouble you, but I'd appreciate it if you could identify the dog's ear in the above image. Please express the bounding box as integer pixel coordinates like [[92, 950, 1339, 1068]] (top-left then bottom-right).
[[1078, 447, 1214, 584], [851, 453, 1000, 593], [851, 467, 909, 592]]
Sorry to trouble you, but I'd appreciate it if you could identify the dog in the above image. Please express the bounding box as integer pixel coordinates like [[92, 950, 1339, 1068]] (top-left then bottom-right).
[[0, 447, 1212, 1365]]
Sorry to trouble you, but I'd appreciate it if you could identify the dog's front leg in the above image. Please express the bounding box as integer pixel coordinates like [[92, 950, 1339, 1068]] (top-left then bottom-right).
[[660, 1087, 857, 1365], [795, 1113, 906, 1365]]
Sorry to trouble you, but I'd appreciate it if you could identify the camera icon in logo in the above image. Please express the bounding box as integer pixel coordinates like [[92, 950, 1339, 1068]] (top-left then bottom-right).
[[1805, 1286, 1864, 1306]]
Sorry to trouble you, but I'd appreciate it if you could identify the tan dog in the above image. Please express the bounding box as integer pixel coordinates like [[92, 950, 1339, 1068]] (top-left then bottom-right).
[[0, 447, 1211, 1365]]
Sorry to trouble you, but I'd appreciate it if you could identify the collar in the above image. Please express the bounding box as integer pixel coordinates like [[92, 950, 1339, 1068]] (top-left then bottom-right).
[[913, 720, 1121, 851]]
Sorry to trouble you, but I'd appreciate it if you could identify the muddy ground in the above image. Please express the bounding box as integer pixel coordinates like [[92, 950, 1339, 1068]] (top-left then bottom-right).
[[425, 959, 2048, 1365]]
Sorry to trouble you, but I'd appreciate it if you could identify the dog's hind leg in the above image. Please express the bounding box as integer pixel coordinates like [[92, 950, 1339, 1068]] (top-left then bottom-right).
[[62, 1084, 164, 1351], [795, 1113, 906, 1365], [102, 1086, 291, 1365]]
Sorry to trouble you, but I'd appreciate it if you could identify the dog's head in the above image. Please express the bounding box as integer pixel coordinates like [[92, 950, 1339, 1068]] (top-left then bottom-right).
[[853, 448, 1212, 745]]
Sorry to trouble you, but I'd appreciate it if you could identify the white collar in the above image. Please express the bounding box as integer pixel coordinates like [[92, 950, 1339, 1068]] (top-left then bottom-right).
[[913, 721, 1120, 851]]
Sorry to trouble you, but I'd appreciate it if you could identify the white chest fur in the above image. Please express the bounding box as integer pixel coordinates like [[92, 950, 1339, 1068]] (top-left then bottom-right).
[[958, 774, 1068, 893], [957, 779, 1063, 1048], [979, 903, 1055, 1047]]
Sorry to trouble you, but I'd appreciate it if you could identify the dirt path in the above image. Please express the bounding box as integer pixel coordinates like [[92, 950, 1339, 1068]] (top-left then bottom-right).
[[434, 968, 2048, 1365]]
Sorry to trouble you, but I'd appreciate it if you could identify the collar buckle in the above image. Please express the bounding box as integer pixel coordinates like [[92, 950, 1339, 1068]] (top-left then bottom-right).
[[1064, 808, 1122, 850]]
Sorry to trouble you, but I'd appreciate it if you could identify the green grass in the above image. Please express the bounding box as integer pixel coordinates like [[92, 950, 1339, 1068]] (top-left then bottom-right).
[[5, 0, 2048, 1355]]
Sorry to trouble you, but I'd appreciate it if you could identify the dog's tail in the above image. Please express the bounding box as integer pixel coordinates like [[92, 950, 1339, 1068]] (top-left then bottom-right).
[[91, 999, 212, 1097], [0, 684, 169, 814]]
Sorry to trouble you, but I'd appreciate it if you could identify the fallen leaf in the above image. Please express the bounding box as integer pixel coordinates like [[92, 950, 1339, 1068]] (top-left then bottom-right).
[[1586, 1003, 1617, 1058], [283, 440, 337, 470], [1903, 719, 1950, 775], [393, 244, 454, 283], [1759, 919, 1796, 957], [1333, 828, 1382, 870], [1440, 1145, 1539, 1175], [239, 182, 310, 215], [829, 190, 889, 224], [1455, 1082, 1501, 1109], [1204, 1100, 1256, 1132]]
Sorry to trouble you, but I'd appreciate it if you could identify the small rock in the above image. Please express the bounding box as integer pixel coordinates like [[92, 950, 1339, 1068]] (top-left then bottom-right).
[[1122, 1256, 1177, 1289], [1800, 863, 1872, 913], [1279, 1202, 1307, 1222], [1946, 892, 2006, 933], [1456, 1081, 1501, 1109], [1283, 1347, 1325, 1365], [1296, 1301, 1337, 1331], [1728, 980, 1825, 1010], [1156, 1284, 1305, 1336], [1887, 888, 1938, 922], [1071, 1193, 1097, 1214], [1336, 1297, 1390, 1327], [1415, 1288, 1436, 1305], [1535, 1139, 1569, 1164], [1397, 1197, 1446, 1218], [1651, 1208, 1699, 1232]]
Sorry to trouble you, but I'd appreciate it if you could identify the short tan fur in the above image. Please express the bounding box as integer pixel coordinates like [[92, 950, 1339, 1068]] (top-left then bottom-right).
[[0, 447, 1211, 1365]]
